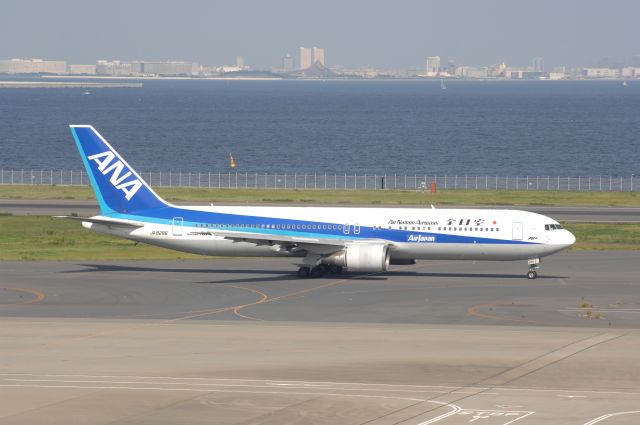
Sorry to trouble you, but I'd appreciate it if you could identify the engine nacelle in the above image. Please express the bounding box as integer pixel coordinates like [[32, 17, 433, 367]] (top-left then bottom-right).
[[323, 243, 390, 272]]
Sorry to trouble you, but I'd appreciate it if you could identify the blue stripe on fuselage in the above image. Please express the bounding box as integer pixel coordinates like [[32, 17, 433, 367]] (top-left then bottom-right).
[[110, 205, 538, 245]]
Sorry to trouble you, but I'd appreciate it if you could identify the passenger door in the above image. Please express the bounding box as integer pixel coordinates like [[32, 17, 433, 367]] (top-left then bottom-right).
[[172, 217, 183, 236], [512, 222, 523, 240]]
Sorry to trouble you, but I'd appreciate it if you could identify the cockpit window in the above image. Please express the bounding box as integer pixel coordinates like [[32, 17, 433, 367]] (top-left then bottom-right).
[[545, 224, 563, 231]]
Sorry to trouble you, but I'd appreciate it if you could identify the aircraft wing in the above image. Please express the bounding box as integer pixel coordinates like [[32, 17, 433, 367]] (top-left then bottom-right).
[[54, 215, 145, 229], [210, 229, 390, 255]]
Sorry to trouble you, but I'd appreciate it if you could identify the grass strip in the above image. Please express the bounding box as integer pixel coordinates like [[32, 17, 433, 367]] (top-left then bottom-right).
[[0, 216, 205, 260]]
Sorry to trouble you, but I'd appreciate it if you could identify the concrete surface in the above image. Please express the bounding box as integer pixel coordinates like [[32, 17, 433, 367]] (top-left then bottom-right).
[[1, 253, 640, 424]]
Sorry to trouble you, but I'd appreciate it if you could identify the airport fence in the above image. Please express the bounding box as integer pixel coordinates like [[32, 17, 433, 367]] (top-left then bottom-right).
[[0, 169, 638, 192]]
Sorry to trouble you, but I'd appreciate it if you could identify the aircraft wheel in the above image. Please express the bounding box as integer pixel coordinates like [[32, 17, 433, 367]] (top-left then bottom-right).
[[310, 265, 327, 278], [297, 267, 311, 278], [329, 265, 343, 274], [527, 270, 537, 280]]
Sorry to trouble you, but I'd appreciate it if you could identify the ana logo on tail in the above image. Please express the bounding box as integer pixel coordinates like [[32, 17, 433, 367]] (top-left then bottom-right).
[[87, 151, 142, 201]]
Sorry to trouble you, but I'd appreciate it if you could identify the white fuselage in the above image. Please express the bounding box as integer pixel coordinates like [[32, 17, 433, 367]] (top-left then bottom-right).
[[84, 205, 576, 262]]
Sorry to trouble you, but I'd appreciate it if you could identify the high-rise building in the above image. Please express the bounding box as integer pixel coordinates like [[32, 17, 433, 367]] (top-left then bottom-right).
[[312, 47, 325, 66], [425, 56, 440, 76], [299, 47, 312, 69], [236, 56, 245, 69], [533, 57, 544, 72], [446, 59, 456, 75], [96, 60, 132, 76], [282, 53, 294, 72]]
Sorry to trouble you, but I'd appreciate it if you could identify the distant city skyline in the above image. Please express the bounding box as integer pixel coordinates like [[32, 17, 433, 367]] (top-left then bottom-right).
[[0, 0, 638, 70], [3, 55, 639, 80]]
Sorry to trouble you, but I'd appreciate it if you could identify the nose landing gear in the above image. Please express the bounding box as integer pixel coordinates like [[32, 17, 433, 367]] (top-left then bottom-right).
[[527, 257, 540, 279]]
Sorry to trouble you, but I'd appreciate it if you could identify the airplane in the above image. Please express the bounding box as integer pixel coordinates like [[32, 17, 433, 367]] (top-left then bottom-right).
[[59, 125, 576, 279]]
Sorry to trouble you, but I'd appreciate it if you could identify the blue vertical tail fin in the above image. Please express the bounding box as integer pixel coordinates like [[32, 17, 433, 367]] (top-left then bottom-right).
[[70, 125, 169, 215]]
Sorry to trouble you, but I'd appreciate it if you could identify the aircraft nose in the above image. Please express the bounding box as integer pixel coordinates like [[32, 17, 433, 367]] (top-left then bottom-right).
[[563, 229, 576, 247]]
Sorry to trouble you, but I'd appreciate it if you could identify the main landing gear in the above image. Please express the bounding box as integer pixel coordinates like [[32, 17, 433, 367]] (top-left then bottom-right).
[[297, 264, 343, 278], [527, 257, 540, 279]]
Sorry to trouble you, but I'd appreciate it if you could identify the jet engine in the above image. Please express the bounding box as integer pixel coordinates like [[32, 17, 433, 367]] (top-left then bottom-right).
[[323, 243, 390, 272]]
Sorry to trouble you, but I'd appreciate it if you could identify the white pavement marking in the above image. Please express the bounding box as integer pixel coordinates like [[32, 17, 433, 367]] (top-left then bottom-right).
[[3, 373, 640, 397], [0, 373, 464, 390], [0, 377, 492, 397], [503, 411, 535, 425], [0, 384, 425, 402], [456, 410, 535, 425], [583, 410, 640, 425], [415, 402, 462, 425], [4, 374, 640, 424], [1, 378, 454, 394]]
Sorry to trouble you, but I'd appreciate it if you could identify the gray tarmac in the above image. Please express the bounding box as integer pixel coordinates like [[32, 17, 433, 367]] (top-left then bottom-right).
[[2, 252, 640, 424], [2, 198, 639, 222]]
